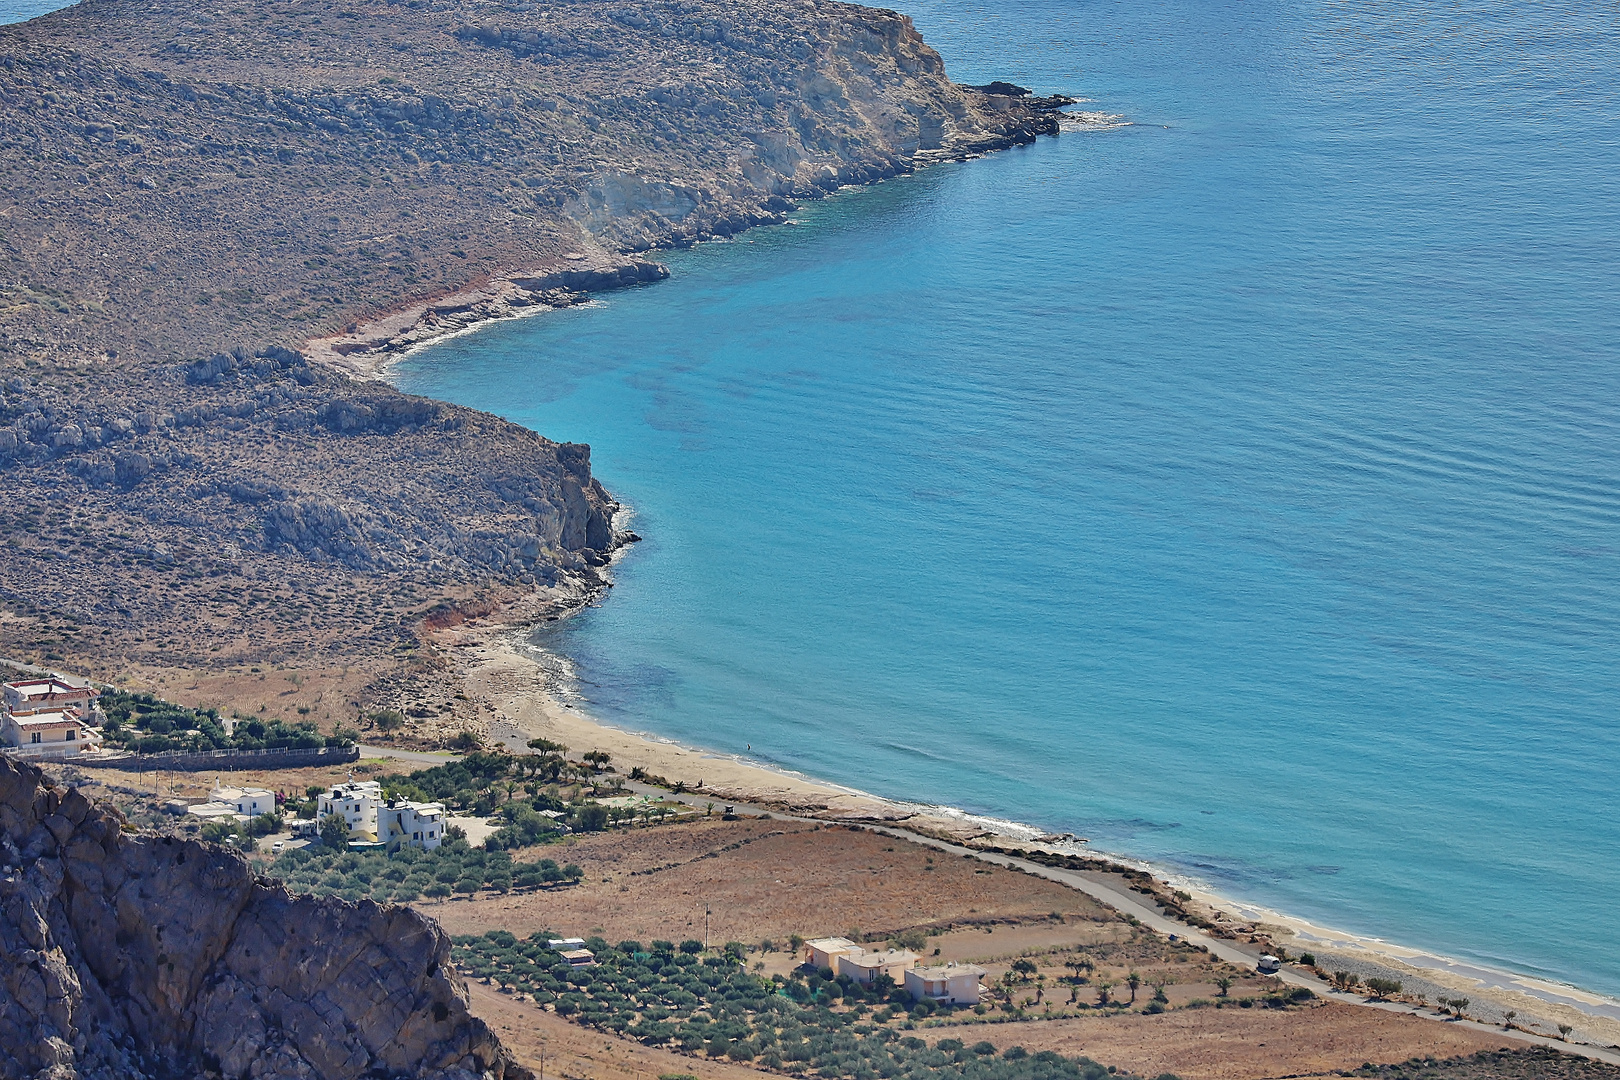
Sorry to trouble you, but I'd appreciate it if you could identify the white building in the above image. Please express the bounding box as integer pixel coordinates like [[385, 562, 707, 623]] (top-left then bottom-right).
[[315, 781, 445, 850], [838, 949, 918, 986], [185, 784, 276, 823], [904, 963, 985, 1006], [212, 785, 276, 816], [378, 798, 446, 850], [187, 801, 246, 823], [0, 707, 102, 758], [318, 780, 383, 841], [805, 937, 862, 972]]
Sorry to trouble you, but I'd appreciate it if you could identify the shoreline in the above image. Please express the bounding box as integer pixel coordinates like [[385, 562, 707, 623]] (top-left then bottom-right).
[[332, 93, 1620, 1058], [420, 601, 1620, 1051], [304, 253, 670, 383], [304, 103, 1086, 385]]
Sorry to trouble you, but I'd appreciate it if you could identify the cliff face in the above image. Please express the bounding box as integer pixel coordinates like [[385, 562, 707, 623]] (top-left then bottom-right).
[[0, 755, 525, 1080]]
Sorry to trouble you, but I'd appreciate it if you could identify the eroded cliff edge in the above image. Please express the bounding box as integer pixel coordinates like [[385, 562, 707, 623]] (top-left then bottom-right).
[[0, 755, 525, 1080], [0, 0, 1067, 689]]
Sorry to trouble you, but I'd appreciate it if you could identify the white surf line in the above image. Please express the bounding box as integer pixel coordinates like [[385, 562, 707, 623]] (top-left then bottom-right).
[[497, 634, 1620, 1043], [857, 822, 1620, 1067], [626, 779, 1620, 1067]]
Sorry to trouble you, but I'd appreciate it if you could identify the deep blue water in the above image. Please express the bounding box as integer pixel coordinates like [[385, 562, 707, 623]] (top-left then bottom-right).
[[393, 0, 1620, 999]]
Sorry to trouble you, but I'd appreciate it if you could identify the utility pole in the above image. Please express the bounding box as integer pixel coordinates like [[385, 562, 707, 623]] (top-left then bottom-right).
[[704, 906, 711, 950]]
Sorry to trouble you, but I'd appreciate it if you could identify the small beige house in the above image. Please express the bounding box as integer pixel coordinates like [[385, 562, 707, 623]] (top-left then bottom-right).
[[904, 963, 985, 1005], [837, 949, 918, 986], [804, 937, 862, 971]]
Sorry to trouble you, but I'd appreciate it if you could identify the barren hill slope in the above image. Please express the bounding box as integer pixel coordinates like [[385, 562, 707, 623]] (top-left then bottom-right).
[[0, 0, 1063, 695]]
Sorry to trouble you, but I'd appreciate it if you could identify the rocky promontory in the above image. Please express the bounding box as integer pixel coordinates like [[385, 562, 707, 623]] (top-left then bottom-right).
[[0, 755, 526, 1079]]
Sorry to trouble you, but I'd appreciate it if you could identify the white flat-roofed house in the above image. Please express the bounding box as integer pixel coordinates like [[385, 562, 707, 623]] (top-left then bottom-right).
[[904, 963, 985, 1006], [805, 937, 863, 972], [0, 707, 102, 758], [185, 784, 276, 823], [210, 785, 277, 817], [186, 801, 246, 823], [837, 949, 918, 986], [318, 780, 382, 841], [380, 798, 446, 849], [3, 677, 103, 724]]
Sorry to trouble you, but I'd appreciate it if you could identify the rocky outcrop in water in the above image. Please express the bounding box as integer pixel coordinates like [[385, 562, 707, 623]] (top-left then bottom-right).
[[0, 755, 526, 1080]]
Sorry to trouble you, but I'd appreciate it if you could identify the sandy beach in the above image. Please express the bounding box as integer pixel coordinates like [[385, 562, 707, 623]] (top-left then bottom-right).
[[415, 596, 1620, 1056]]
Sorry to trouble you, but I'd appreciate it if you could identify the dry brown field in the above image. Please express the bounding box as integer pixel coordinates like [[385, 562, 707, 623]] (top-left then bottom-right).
[[925, 1005, 1517, 1080], [419, 816, 1544, 1080], [427, 818, 1110, 947]]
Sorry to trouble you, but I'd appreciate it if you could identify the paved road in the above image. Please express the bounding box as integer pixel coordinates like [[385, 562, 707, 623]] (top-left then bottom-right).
[[617, 780, 1620, 1066], [124, 739, 1617, 1066], [0, 656, 91, 682]]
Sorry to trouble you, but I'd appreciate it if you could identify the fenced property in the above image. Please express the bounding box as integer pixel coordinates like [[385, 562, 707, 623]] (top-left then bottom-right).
[[71, 744, 360, 773]]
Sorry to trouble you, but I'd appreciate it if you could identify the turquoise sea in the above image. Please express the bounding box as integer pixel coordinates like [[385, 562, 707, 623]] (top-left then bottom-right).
[[390, 0, 1620, 1002], [12, 0, 1617, 1007], [392, 0, 1620, 1004]]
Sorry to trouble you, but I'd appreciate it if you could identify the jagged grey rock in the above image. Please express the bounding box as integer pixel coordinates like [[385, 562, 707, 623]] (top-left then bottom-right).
[[0, 756, 529, 1080]]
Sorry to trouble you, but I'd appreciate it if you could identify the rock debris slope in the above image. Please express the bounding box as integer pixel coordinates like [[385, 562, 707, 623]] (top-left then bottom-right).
[[0, 756, 527, 1080]]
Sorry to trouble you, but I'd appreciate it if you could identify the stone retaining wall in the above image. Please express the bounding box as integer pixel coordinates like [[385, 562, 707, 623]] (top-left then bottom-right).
[[71, 743, 359, 772]]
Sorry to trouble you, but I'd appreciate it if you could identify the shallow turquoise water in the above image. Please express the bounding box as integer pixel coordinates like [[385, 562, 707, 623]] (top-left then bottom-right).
[[392, 0, 1620, 998]]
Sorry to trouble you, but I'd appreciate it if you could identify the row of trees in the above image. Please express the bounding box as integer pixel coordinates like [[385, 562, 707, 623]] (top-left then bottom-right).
[[265, 835, 583, 902], [377, 745, 622, 818], [99, 690, 355, 754], [449, 935, 1154, 1080]]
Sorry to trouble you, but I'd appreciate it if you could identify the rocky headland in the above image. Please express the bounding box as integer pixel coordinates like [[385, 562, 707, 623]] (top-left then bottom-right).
[[0, 754, 527, 1079], [0, 0, 1068, 695]]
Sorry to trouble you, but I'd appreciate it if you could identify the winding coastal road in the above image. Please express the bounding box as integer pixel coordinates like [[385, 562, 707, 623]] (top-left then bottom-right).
[[617, 779, 1620, 1067]]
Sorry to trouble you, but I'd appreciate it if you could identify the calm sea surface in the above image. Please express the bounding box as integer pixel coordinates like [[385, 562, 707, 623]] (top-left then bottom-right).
[[99, 0, 1620, 997]]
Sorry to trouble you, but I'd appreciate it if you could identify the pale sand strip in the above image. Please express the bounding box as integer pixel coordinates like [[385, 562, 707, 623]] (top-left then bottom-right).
[[427, 607, 1620, 1052]]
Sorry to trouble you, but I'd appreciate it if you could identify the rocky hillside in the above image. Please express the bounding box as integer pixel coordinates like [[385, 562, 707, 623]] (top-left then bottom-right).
[[0, 755, 529, 1079], [0, 0, 1066, 688], [0, 0, 1062, 367]]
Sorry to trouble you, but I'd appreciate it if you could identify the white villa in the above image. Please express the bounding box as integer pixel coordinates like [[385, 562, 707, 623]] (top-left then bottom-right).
[[3, 676, 103, 722], [316, 779, 446, 849], [318, 779, 383, 840], [904, 963, 985, 1005], [0, 706, 102, 758], [214, 785, 276, 816], [378, 797, 446, 850]]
